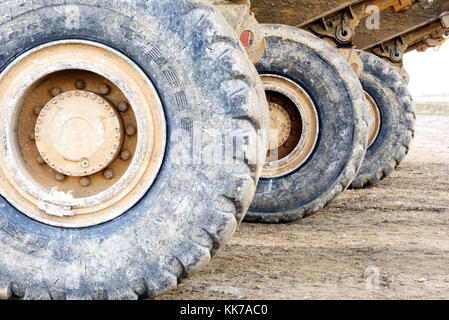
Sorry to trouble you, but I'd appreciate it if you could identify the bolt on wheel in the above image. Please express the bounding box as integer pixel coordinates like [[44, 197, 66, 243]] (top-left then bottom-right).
[[0, 41, 166, 228]]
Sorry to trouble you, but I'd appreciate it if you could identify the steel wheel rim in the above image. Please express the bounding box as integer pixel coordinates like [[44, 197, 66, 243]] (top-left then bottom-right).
[[261, 74, 319, 179], [0, 40, 166, 228]]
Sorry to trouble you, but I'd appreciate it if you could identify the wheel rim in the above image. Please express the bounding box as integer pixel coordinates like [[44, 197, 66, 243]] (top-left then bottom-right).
[[364, 91, 381, 148], [0, 41, 166, 228], [261, 74, 319, 178]]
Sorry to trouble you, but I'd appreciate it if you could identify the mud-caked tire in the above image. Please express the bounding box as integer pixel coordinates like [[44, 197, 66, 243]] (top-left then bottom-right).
[[0, 0, 268, 299], [245, 25, 368, 223], [351, 51, 415, 188]]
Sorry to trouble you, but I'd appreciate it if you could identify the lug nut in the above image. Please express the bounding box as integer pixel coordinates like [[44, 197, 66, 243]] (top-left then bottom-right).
[[80, 159, 89, 168], [99, 84, 111, 95], [125, 125, 137, 136], [103, 168, 115, 179], [36, 155, 45, 165], [120, 149, 131, 161], [55, 172, 66, 181], [29, 129, 36, 141], [80, 177, 91, 187], [75, 79, 86, 90], [34, 105, 44, 116], [51, 86, 63, 97], [117, 101, 129, 113]]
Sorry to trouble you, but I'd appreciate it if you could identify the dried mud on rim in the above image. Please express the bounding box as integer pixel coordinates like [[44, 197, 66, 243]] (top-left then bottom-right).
[[159, 115, 449, 300]]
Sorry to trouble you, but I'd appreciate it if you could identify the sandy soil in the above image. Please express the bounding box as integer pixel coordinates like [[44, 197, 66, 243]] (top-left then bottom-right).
[[159, 115, 449, 300]]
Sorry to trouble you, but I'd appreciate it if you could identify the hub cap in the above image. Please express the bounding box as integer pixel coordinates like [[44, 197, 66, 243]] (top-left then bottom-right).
[[36, 91, 125, 176]]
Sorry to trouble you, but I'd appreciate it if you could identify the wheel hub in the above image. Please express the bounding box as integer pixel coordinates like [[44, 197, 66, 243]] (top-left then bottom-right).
[[36, 91, 124, 176], [268, 102, 292, 150], [364, 92, 381, 148]]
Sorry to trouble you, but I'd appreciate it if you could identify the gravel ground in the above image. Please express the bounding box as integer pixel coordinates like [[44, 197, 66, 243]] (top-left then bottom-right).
[[158, 115, 449, 300]]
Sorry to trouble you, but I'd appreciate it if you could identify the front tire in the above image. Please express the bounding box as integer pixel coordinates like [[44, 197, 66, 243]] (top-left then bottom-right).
[[0, 0, 268, 299]]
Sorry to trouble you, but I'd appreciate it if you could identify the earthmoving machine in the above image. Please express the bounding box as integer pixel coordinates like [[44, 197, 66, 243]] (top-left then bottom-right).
[[0, 0, 447, 299]]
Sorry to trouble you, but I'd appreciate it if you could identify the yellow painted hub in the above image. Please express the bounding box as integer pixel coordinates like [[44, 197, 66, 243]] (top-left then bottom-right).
[[364, 92, 381, 148], [36, 91, 124, 176], [268, 102, 292, 151]]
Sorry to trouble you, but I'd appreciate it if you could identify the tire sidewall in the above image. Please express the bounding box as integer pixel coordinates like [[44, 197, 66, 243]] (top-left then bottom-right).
[[352, 51, 414, 186]]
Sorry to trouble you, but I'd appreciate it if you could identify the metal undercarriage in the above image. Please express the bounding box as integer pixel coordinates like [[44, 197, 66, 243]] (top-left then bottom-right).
[[215, 0, 449, 67]]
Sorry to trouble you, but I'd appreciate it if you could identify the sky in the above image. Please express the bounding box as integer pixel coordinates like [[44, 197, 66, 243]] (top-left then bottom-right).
[[404, 41, 449, 98]]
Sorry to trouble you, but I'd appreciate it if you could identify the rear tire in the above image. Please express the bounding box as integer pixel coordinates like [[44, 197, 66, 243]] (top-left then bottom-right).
[[245, 25, 368, 223], [351, 51, 415, 189]]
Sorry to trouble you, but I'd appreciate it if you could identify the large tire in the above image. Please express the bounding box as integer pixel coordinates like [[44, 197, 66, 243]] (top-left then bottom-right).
[[351, 51, 415, 188], [245, 25, 368, 223], [0, 0, 268, 299]]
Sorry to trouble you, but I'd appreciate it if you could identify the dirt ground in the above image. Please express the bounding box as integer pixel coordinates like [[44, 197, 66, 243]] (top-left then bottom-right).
[[159, 115, 449, 300]]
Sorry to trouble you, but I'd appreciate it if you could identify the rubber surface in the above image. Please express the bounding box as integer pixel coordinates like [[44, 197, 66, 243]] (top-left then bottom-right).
[[351, 51, 415, 188], [246, 25, 368, 223], [0, 0, 268, 299]]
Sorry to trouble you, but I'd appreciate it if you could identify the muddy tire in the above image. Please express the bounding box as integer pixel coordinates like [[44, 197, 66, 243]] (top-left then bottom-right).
[[0, 0, 268, 299], [351, 51, 415, 189], [245, 24, 368, 223]]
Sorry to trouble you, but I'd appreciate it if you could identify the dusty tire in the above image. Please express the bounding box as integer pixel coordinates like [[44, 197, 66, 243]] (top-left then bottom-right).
[[400, 68, 410, 85], [0, 0, 268, 299], [351, 51, 415, 189], [245, 25, 368, 223]]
